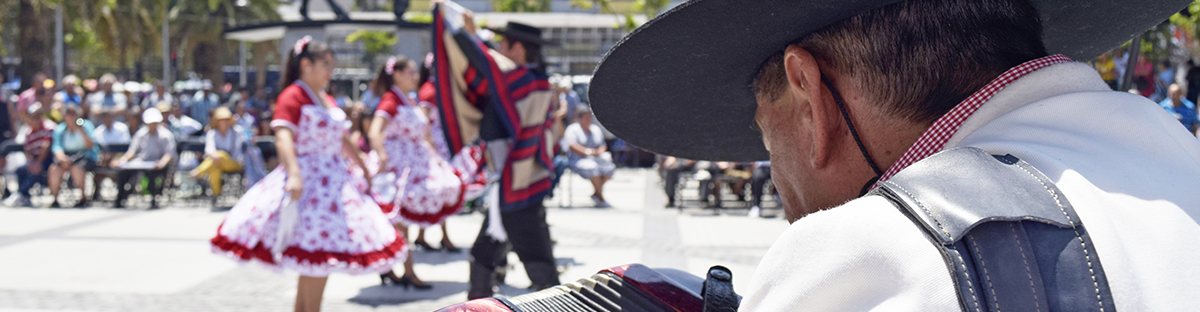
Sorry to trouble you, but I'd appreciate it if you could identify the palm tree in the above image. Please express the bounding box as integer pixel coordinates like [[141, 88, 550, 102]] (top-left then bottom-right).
[[89, 0, 160, 78], [170, 0, 281, 86], [14, 0, 58, 90]]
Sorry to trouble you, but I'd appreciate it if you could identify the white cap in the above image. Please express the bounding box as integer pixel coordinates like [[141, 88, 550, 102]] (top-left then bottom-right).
[[123, 81, 141, 93], [26, 103, 41, 116], [142, 108, 164, 124]]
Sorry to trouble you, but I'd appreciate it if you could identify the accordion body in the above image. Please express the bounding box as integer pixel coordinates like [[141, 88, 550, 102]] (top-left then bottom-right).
[[436, 264, 711, 312]]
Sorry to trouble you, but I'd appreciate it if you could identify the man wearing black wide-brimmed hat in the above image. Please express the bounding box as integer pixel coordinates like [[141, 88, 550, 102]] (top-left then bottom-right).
[[591, 0, 1200, 310]]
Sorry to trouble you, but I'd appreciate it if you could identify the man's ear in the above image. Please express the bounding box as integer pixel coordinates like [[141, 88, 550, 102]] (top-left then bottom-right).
[[782, 45, 840, 169]]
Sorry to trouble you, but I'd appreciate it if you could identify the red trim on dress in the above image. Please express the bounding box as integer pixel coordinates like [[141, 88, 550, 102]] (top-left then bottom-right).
[[210, 224, 408, 268]]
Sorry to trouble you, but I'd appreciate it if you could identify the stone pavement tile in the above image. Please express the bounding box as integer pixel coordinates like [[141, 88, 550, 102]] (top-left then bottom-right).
[[63, 210, 227, 240], [553, 246, 643, 282], [546, 209, 644, 240], [676, 214, 789, 248], [0, 209, 122, 236], [0, 238, 236, 294]]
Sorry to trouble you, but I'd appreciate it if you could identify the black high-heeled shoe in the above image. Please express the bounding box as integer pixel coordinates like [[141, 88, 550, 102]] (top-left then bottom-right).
[[395, 276, 433, 290], [441, 241, 461, 253], [414, 240, 439, 251]]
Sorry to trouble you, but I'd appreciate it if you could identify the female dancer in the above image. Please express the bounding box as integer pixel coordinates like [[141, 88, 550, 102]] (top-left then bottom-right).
[[368, 56, 484, 289], [210, 37, 407, 312], [413, 54, 463, 252]]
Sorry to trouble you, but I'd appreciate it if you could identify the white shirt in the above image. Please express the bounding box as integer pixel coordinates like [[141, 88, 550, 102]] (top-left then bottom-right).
[[167, 114, 203, 137], [740, 62, 1200, 311], [93, 122, 131, 146], [563, 122, 606, 161], [205, 126, 245, 162], [86, 91, 128, 114]]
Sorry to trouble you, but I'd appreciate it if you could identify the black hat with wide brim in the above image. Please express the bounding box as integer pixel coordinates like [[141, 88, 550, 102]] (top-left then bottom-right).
[[486, 22, 552, 47], [589, 0, 1191, 162]]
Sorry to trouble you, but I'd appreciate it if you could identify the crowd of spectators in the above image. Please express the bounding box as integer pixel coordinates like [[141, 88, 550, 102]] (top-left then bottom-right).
[[0, 72, 276, 208], [1093, 50, 1200, 134]]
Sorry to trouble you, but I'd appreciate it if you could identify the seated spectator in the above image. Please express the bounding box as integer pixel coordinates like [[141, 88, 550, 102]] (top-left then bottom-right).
[[55, 75, 83, 108], [661, 156, 697, 208], [747, 161, 771, 217], [47, 106, 99, 208], [110, 108, 176, 209], [247, 88, 269, 114], [93, 109, 131, 146], [91, 109, 132, 201], [16, 73, 50, 125], [124, 106, 143, 135], [1158, 84, 1198, 133], [695, 161, 726, 208], [564, 109, 616, 207], [233, 102, 255, 132], [190, 107, 244, 196], [157, 102, 202, 138], [3, 103, 55, 207], [140, 82, 173, 109], [86, 74, 128, 119], [255, 110, 272, 137], [190, 82, 218, 128]]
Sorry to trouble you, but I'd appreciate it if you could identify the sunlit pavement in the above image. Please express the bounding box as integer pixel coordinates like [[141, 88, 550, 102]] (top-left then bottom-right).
[[0, 168, 790, 311]]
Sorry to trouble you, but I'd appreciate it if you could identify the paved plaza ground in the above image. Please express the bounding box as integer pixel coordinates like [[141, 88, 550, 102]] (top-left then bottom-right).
[[0, 168, 790, 311]]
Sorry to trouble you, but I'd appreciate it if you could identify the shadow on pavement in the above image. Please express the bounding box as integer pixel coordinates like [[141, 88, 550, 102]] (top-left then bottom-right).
[[412, 248, 470, 266], [348, 281, 470, 306]]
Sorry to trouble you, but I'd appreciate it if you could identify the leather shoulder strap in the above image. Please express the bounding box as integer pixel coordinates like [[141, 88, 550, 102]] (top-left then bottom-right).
[[870, 147, 1116, 312]]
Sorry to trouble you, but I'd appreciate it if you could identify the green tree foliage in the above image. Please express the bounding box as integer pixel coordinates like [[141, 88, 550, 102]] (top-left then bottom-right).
[[346, 29, 399, 68], [568, 0, 666, 29], [494, 0, 551, 12], [169, 0, 282, 85]]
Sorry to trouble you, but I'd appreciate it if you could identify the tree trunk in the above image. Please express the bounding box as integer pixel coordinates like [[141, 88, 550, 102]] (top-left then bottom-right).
[[17, 0, 51, 90], [192, 41, 225, 87], [119, 39, 128, 79], [253, 41, 270, 91]]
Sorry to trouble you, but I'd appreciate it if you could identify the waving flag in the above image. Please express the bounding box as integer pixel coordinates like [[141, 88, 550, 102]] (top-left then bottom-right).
[[430, 2, 557, 213]]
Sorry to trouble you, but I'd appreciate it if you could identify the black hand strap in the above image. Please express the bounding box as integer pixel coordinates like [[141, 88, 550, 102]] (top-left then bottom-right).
[[701, 265, 739, 312]]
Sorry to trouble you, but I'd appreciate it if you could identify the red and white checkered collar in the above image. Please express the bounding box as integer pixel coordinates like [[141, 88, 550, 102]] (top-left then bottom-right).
[[875, 54, 1072, 184]]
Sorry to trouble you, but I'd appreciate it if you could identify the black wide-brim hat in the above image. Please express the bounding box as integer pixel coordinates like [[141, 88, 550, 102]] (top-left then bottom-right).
[[589, 0, 1191, 161], [486, 22, 551, 47]]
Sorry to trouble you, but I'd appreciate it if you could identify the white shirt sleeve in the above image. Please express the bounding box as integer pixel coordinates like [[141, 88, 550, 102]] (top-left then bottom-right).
[[114, 93, 128, 111], [563, 124, 582, 147], [204, 130, 217, 156], [115, 123, 131, 144], [739, 196, 960, 312]]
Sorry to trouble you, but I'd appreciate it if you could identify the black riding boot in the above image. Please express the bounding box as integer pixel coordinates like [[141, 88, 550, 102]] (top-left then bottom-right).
[[467, 261, 497, 300], [523, 261, 562, 291]]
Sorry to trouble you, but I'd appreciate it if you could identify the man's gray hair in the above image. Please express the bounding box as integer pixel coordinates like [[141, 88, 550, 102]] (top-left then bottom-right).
[[753, 0, 1048, 124]]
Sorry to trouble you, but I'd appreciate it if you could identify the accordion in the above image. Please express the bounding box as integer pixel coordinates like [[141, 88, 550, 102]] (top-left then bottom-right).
[[436, 264, 738, 312]]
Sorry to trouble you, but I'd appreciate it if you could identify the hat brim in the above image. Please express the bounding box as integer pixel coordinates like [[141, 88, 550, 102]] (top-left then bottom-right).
[[485, 27, 552, 46], [589, 0, 1191, 161]]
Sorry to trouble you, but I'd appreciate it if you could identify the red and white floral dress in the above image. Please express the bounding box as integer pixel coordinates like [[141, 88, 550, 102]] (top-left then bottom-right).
[[375, 86, 485, 228], [210, 81, 407, 277]]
